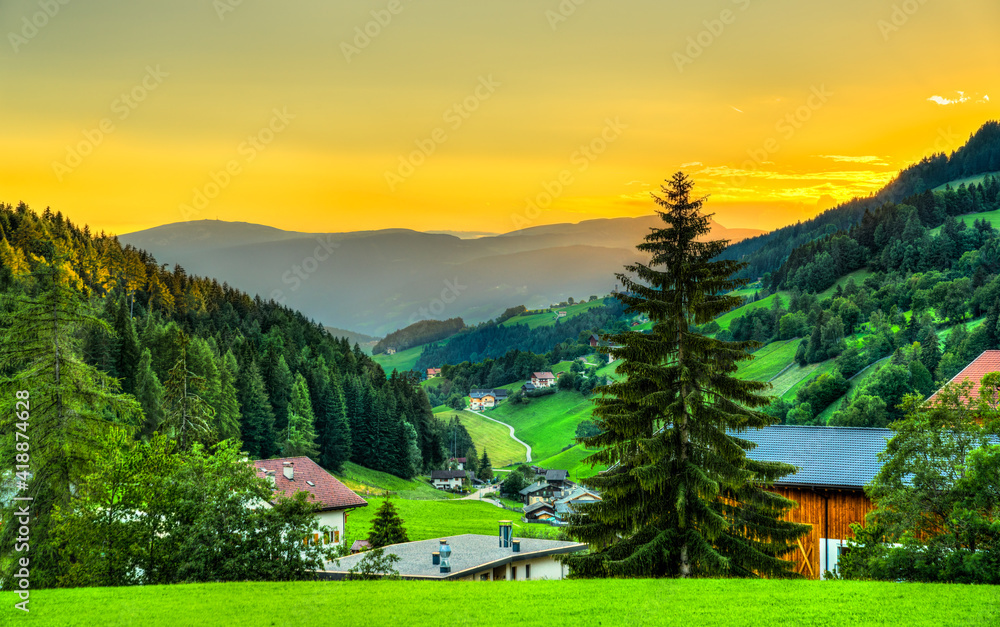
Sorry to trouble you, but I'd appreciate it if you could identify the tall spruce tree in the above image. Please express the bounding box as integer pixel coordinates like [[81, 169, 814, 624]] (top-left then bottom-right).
[[0, 258, 141, 588], [281, 373, 320, 459], [237, 359, 277, 459], [162, 332, 215, 451], [135, 347, 165, 439], [112, 292, 141, 394], [215, 350, 242, 442], [563, 172, 808, 579]]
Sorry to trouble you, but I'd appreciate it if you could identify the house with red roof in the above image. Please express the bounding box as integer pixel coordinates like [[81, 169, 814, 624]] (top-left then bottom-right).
[[254, 457, 367, 552], [927, 350, 1000, 407], [427, 367, 441, 379], [531, 372, 556, 388]]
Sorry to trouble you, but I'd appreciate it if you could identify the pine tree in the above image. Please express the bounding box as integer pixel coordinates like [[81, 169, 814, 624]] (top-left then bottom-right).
[[281, 373, 320, 459], [367, 497, 409, 548], [237, 360, 277, 459], [478, 448, 493, 481], [0, 258, 141, 587], [161, 332, 215, 451], [563, 172, 808, 579], [112, 292, 141, 394], [216, 350, 242, 442], [135, 348, 165, 439]]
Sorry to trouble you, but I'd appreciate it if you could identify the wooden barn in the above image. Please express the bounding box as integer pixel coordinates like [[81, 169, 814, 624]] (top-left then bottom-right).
[[741, 425, 892, 579]]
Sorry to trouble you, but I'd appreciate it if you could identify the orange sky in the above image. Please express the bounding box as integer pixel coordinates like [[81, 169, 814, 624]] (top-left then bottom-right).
[[1, 0, 998, 235]]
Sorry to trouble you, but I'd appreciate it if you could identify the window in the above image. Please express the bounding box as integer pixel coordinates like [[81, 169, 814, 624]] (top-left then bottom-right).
[[334, 530, 340, 544], [511, 566, 517, 580], [525, 564, 531, 580], [480, 573, 489, 581]]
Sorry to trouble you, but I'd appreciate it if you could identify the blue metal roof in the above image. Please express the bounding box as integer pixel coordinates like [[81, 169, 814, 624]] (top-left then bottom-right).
[[738, 425, 893, 490]]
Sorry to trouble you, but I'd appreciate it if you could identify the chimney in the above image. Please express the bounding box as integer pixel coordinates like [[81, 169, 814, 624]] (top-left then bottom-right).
[[432, 551, 440, 565], [499, 521, 513, 548], [439, 540, 451, 574], [512, 539, 520, 553], [282, 462, 294, 481]]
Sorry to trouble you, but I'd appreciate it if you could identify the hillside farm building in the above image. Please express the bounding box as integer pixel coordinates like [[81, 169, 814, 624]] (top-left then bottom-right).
[[469, 388, 508, 410], [741, 425, 891, 579], [430, 470, 467, 490], [531, 372, 556, 388]]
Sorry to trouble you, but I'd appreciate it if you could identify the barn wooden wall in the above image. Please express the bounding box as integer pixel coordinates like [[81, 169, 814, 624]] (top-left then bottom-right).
[[769, 486, 873, 579]]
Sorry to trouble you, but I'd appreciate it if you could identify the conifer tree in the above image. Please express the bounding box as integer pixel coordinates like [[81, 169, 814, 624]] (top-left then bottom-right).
[[162, 333, 215, 451], [478, 448, 493, 481], [0, 258, 141, 588], [112, 292, 141, 394], [215, 350, 242, 442], [313, 366, 351, 472], [367, 497, 409, 548], [282, 373, 320, 459], [237, 360, 277, 459], [135, 348, 165, 439], [563, 172, 808, 579]]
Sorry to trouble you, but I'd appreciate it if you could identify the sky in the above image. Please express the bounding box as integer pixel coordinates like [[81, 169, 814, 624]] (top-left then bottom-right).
[[1, 0, 998, 236]]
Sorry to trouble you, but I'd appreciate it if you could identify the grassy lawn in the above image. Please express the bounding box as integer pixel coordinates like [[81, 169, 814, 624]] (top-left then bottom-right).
[[335, 462, 453, 501], [371, 343, 426, 373], [345, 497, 510, 544], [534, 443, 605, 481], [489, 390, 596, 460], [715, 293, 788, 331], [433, 408, 528, 467], [500, 298, 606, 329], [817, 268, 874, 300], [933, 171, 999, 191], [737, 339, 799, 382], [12, 579, 998, 626]]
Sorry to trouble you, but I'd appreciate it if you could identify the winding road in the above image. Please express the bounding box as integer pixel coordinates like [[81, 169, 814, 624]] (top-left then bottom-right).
[[467, 409, 532, 463]]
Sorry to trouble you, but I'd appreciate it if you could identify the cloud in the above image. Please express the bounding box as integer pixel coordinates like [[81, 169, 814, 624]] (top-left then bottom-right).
[[926, 90, 989, 106], [815, 154, 889, 165], [679, 162, 703, 168], [625, 180, 650, 186], [730, 106, 744, 113]]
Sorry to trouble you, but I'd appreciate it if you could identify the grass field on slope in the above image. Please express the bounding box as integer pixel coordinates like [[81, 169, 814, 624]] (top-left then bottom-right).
[[715, 293, 787, 330], [335, 462, 453, 501], [534, 443, 605, 481], [371, 344, 425, 373], [737, 339, 799, 382], [500, 298, 606, 329], [933, 171, 999, 191], [433, 408, 528, 467], [489, 390, 595, 460], [13, 579, 998, 627], [345, 498, 509, 544]]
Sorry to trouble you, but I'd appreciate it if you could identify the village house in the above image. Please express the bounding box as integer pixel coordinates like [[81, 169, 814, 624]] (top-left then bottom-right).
[[531, 372, 556, 388], [430, 469, 467, 491], [521, 381, 536, 393], [322, 524, 586, 581], [449, 457, 467, 471], [350, 540, 371, 554], [468, 388, 508, 410], [927, 350, 1000, 406], [426, 367, 441, 379], [740, 425, 891, 579], [553, 487, 601, 517], [385, 347, 396, 355], [523, 501, 558, 521], [588, 333, 621, 362], [253, 457, 368, 551]]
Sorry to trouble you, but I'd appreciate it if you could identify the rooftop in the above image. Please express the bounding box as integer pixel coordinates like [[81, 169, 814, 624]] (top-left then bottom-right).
[[927, 350, 1000, 405], [430, 470, 467, 480], [323, 534, 586, 580], [253, 457, 367, 512], [519, 481, 548, 495], [545, 469, 569, 482], [532, 372, 555, 379], [738, 425, 892, 490]]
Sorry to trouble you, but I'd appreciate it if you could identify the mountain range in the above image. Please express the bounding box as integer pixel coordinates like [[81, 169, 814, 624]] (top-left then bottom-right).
[[119, 215, 762, 336]]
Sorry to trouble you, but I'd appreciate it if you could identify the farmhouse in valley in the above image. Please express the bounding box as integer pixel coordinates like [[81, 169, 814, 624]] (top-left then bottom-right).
[[531, 372, 556, 388], [426, 367, 441, 379], [468, 388, 509, 410], [430, 469, 467, 490], [740, 425, 891, 579], [323, 524, 586, 581], [926, 349, 1000, 406], [449, 457, 467, 470], [254, 457, 368, 550]]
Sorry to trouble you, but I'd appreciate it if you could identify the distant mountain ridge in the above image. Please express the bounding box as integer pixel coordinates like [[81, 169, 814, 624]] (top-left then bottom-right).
[[119, 215, 762, 336]]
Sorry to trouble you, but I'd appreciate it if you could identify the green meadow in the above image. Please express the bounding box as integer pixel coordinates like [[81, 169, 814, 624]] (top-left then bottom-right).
[[10, 579, 997, 627]]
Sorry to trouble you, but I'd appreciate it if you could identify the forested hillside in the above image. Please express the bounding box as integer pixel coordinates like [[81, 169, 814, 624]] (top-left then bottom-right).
[[720, 121, 1000, 281], [0, 203, 447, 479]]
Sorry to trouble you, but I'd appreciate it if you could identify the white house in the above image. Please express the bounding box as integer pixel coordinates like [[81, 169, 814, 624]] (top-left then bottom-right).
[[430, 469, 466, 490], [531, 372, 556, 388], [253, 457, 368, 552], [322, 524, 586, 581]]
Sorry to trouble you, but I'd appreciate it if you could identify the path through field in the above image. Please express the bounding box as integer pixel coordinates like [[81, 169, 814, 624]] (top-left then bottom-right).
[[468, 409, 532, 462]]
